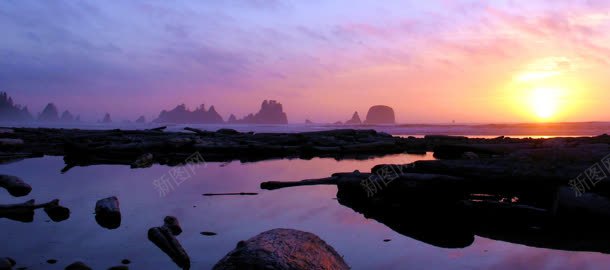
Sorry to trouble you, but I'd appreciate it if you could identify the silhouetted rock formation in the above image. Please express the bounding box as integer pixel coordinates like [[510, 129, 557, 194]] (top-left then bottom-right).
[[262, 136, 610, 254], [0, 92, 32, 122], [364, 105, 395, 124], [231, 100, 288, 124], [135, 116, 146, 123], [102, 113, 112, 123], [38, 103, 60, 122], [227, 114, 237, 123], [214, 229, 349, 270], [345, 111, 362, 125], [154, 104, 224, 124], [305, 119, 313, 124], [60, 110, 75, 122]]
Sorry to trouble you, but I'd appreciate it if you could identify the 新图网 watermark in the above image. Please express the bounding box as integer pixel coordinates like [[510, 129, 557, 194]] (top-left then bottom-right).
[[152, 152, 207, 197], [569, 154, 610, 197]]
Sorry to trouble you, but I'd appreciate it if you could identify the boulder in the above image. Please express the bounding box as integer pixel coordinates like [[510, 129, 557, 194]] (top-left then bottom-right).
[[364, 105, 395, 124], [213, 228, 349, 270]]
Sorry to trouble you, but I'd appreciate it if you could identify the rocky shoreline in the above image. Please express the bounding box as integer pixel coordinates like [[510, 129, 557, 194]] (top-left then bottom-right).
[[3, 126, 604, 171], [262, 133, 610, 253]]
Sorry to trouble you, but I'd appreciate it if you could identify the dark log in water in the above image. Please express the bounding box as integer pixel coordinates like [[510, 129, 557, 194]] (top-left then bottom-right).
[[0, 174, 31, 197], [148, 216, 190, 270], [94, 197, 121, 229], [260, 177, 337, 190]]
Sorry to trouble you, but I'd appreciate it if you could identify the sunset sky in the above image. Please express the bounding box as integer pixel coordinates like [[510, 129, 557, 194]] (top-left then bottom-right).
[[1, 0, 609, 123]]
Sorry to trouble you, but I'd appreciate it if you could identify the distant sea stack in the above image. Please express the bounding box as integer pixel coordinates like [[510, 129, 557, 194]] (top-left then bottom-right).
[[60, 110, 75, 122], [230, 100, 288, 124], [153, 104, 224, 124], [38, 103, 60, 122], [0, 92, 32, 121], [345, 111, 362, 125], [102, 113, 112, 123], [135, 116, 146, 123], [364, 105, 395, 124]]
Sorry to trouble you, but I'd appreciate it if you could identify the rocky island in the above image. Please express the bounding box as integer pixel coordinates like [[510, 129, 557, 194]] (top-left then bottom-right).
[[153, 104, 224, 124], [228, 100, 288, 124], [364, 105, 395, 124]]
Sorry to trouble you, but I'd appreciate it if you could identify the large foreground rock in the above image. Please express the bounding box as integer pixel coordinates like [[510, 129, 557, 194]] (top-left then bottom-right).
[[213, 228, 349, 270]]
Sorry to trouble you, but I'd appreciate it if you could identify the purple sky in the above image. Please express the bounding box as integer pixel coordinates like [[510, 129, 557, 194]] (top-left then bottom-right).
[[2, 1, 610, 123]]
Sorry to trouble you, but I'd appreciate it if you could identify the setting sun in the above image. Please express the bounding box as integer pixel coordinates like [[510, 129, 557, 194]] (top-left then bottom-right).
[[530, 87, 561, 120]]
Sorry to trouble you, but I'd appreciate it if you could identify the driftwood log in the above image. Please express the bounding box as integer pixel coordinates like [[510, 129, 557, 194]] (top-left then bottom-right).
[[148, 216, 190, 269]]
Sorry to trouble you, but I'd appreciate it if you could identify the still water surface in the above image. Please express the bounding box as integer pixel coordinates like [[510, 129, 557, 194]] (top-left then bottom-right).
[[1, 154, 609, 269]]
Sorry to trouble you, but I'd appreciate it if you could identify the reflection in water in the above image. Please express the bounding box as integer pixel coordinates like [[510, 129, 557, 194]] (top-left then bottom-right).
[[0, 199, 70, 223], [1, 154, 610, 269], [331, 175, 610, 254]]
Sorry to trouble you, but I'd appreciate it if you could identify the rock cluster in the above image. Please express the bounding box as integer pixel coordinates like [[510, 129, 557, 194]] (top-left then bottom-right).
[[229, 100, 288, 124], [153, 104, 224, 124], [0, 92, 32, 122]]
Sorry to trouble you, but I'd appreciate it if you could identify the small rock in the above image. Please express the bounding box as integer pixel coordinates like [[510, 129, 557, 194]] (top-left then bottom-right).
[[0, 175, 32, 197], [163, 216, 182, 236], [47, 259, 57, 264], [65, 261, 92, 270], [121, 259, 131, 265], [383, 239, 391, 242], [131, 153, 153, 168], [43, 200, 70, 222], [200, 232, 217, 236], [95, 196, 121, 229], [0, 257, 15, 270]]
